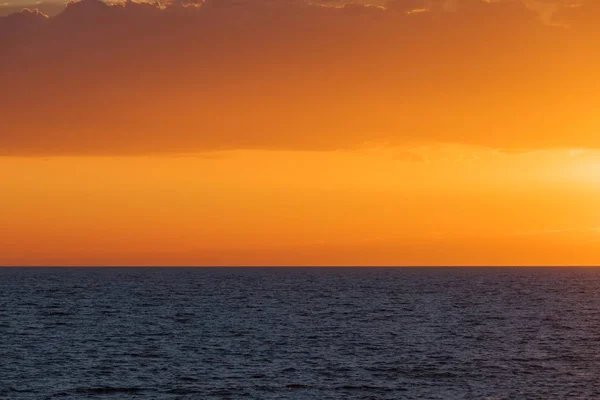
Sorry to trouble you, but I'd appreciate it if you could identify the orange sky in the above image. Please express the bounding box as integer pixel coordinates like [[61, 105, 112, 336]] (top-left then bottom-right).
[[1, 0, 599, 265]]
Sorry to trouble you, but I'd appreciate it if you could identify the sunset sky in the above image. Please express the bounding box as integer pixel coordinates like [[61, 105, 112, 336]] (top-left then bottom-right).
[[1, 0, 599, 266]]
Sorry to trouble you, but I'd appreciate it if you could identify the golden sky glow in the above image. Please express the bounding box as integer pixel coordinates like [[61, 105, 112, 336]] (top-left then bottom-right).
[[1, 0, 599, 265], [1, 147, 600, 266]]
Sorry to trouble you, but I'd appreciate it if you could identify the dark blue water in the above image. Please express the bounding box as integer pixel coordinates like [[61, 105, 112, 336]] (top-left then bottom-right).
[[2, 268, 600, 399]]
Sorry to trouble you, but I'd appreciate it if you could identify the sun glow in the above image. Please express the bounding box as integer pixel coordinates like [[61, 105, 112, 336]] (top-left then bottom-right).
[[2, 145, 600, 266]]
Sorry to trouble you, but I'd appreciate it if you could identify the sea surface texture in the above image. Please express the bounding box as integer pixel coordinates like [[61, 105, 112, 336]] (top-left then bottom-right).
[[1, 268, 600, 399]]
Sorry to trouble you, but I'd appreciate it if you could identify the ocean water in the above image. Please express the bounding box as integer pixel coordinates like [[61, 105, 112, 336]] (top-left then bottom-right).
[[1, 268, 600, 399]]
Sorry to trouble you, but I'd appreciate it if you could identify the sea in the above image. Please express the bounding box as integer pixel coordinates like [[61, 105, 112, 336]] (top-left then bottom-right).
[[1, 267, 600, 399]]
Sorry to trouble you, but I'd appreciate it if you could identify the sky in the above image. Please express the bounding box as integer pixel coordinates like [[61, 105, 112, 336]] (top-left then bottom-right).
[[1, 0, 599, 266]]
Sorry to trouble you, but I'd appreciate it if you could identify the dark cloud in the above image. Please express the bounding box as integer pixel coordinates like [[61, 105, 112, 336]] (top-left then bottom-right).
[[0, 0, 598, 155], [0, 2, 63, 17]]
